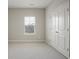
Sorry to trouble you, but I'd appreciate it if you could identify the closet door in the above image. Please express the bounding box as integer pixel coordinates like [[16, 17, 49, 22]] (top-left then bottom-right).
[[53, 1, 69, 57], [55, 5, 70, 57], [57, 8, 65, 50]]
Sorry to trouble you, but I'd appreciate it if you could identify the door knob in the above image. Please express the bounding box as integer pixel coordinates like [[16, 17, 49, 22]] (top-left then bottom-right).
[[56, 31, 59, 33]]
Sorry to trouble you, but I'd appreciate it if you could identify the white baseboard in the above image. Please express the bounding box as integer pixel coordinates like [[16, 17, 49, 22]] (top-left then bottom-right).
[[8, 40, 45, 43]]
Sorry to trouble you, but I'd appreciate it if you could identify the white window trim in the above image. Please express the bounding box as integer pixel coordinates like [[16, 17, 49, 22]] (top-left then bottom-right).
[[24, 16, 36, 35]]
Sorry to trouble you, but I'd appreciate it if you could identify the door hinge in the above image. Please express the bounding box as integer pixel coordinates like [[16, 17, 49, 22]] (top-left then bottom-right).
[[67, 48, 70, 51]]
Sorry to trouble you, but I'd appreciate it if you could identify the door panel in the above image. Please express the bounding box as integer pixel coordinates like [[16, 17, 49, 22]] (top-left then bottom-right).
[[55, 14, 59, 45], [55, 5, 69, 57], [55, 8, 65, 50], [58, 9, 65, 50]]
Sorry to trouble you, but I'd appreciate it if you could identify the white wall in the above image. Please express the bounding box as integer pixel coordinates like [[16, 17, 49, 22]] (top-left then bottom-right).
[[46, 0, 69, 58], [8, 8, 45, 42]]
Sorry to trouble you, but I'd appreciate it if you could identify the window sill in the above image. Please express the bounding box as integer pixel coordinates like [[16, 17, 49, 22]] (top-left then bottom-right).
[[24, 33, 36, 35]]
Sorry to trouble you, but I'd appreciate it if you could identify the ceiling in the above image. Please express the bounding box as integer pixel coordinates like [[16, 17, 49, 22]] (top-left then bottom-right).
[[8, 0, 54, 8]]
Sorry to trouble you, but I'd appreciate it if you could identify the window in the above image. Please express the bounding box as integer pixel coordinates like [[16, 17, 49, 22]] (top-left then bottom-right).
[[24, 16, 36, 34]]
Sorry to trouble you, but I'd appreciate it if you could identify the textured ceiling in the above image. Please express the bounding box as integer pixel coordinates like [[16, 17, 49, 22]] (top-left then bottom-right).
[[8, 0, 54, 8]]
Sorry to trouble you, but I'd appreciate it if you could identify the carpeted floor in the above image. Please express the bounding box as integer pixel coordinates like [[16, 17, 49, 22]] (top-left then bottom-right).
[[8, 43, 67, 59]]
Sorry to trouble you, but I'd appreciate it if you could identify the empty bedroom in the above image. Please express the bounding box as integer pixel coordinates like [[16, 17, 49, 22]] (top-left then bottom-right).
[[8, 0, 70, 59]]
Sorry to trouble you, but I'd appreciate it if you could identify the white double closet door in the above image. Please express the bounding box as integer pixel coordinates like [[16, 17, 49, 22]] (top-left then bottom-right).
[[55, 10, 65, 50], [52, 4, 69, 57]]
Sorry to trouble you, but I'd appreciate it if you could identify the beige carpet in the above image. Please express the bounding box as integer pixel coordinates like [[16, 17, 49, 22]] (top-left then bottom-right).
[[8, 42, 67, 59]]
